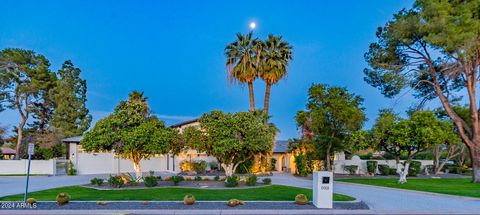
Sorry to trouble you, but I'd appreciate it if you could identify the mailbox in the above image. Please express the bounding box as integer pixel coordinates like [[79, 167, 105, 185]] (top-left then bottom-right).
[[313, 171, 333, 208]]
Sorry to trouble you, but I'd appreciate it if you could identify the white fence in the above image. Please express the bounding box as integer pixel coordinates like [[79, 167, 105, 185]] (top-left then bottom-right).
[[333, 157, 433, 175], [0, 159, 56, 175]]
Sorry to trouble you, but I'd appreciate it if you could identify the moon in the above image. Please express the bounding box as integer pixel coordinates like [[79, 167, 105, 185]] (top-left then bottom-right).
[[249, 22, 256, 29]]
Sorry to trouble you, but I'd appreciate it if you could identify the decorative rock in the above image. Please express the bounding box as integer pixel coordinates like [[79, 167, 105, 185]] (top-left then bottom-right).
[[227, 199, 244, 207]]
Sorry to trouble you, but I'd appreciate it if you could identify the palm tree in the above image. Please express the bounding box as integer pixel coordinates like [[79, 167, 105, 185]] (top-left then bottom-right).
[[259, 35, 293, 115], [225, 32, 261, 112]]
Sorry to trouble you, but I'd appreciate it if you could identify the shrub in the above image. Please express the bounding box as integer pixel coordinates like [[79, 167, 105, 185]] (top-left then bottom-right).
[[425, 165, 435, 174], [183, 194, 196, 205], [389, 168, 397, 175], [193, 160, 207, 174], [204, 177, 210, 181], [224, 175, 239, 187], [378, 165, 390, 175], [343, 165, 358, 175], [214, 175, 220, 181], [245, 174, 257, 186], [108, 175, 123, 188], [408, 161, 422, 176], [269, 158, 277, 171], [26, 198, 36, 205], [90, 178, 104, 186], [163, 176, 172, 181], [358, 152, 373, 160], [144, 171, 158, 187], [236, 159, 254, 174], [262, 178, 272, 185], [172, 175, 184, 186], [295, 194, 308, 205], [366, 161, 377, 175], [209, 162, 219, 171], [295, 155, 308, 177], [67, 161, 77, 176], [56, 193, 71, 206], [194, 176, 202, 181]]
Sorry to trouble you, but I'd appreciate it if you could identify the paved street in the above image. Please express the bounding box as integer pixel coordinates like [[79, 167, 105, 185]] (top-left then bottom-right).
[[269, 173, 480, 214]]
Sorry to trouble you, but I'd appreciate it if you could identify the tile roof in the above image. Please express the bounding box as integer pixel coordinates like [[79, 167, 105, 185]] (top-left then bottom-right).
[[273, 140, 289, 153]]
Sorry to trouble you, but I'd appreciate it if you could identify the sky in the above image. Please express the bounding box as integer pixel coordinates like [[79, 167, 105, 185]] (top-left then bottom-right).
[[0, 0, 418, 140]]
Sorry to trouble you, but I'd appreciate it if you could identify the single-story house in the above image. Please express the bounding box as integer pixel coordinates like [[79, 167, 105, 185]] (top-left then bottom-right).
[[0, 147, 15, 160], [63, 118, 296, 175]]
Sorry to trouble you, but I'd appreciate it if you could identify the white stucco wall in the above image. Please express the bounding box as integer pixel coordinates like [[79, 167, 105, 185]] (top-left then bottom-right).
[[333, 157, 434, 174], [0, 159, 56, 175]]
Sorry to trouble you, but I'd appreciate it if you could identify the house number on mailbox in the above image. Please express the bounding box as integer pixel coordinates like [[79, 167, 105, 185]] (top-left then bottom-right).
[[321, 186, 329, 190]]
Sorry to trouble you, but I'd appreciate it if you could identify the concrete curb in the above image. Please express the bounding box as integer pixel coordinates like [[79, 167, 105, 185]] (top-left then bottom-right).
[[335, 181, 480, 201], [0, 209, 477, 215]]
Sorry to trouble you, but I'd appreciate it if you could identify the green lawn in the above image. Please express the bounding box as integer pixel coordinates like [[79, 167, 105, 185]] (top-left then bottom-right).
[[0, 185, 354, 201], [337, 178, 480, 198]]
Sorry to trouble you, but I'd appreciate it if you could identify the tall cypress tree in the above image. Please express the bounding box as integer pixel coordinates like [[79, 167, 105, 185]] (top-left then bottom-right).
[[51, 60, 92, 137]]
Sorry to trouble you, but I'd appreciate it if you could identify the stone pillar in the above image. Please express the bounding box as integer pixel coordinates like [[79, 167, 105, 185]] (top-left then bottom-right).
[[313, 171, 333, 208]]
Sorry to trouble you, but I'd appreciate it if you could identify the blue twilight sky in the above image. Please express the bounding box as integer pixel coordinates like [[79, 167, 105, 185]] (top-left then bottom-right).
[[0, 0, 419, 140]]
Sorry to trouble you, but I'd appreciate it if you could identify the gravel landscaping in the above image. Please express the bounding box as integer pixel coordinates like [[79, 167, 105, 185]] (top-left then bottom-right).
[[0, 201, 369, 210], [84, 180, 271, 190]]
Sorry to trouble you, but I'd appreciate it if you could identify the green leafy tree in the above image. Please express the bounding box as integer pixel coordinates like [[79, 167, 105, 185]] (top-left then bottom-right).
[[258, 34, 293, 115], [296, 84, 366, 171], [225, 32, 261, 112], [370, 110, 454, 183], [182, 110, 277, 176], [51, 60, 92, 137], [364, 0, 480, 182], [82, 91, 178, 179], [0, 48, 53, 158]]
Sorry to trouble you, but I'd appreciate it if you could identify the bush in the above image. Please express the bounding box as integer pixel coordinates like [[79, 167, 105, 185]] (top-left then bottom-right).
[[295, 155, 308, 177], [378, 165, 390, 175], [67, 161, 77, 176], [90, 178, 104, 186], [183, 194, 196, 205], [144, 171, 158, 187], [193, 160, 207, 174], [262, 178, 272, 185], [408, 161, 422, 176], [172, 175, 184, 186], [108, 175, 123, 188], [236, 159, 254, 174], [26, 198, 36, 205], [343, 165, 358, 175], [366, 161, 377, 175], [56, 193, 71, 206], [214, 175, 220, 181], [269, 158, 277, 171], [389, 168, 398, 175], [295, 194, 308, 205], [194, 176, 202, 181], [358, 152, 373, 160], [245, 174, 258, 186], [224, 175, 239, 187], [209, 162, 219, 171], [425, 165, 435, 174]]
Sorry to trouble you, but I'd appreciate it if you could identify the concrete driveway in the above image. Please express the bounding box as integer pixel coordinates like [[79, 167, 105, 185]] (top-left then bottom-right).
[[269, 173, 480, 214]]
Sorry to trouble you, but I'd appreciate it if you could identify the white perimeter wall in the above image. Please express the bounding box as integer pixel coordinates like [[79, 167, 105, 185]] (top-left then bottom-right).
[[0, 159, 56, 175], [333, 157, 433, 174], [74, 151, 218, 175]]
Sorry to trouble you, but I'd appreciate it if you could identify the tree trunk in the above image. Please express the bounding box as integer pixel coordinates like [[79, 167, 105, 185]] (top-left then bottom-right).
[[15, 117, 27, 159], [469, 146, 480, 183], [396, 161, 410, 184], [325, 143, 332, 171], [221, 163, 234, 176], [132, 159, 142, 180], [432, 145, 440, 175], [264, 83, 271, 115], [247, 82, 255, 112]]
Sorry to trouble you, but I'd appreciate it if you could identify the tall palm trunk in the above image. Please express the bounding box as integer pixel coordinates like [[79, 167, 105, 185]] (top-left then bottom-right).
[[248, 82, 255, 112], [264, 83, 271, 115]]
